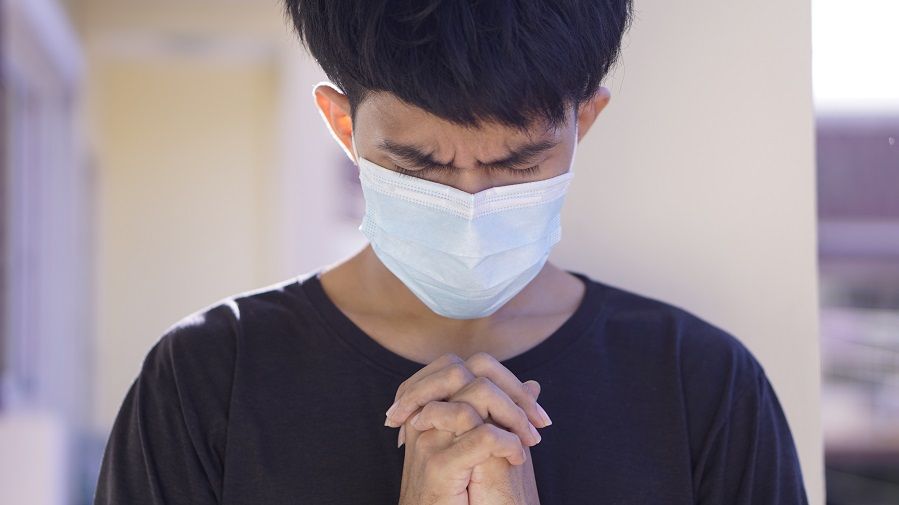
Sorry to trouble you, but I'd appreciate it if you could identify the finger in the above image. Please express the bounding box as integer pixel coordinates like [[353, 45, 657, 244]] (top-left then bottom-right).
[[449, 376, 542, 446], [386, 361, 476, 427], [465, 352, 552, 428], [386, 353, 466, 423], [436, 423, 528, 470], [410, 400, 484, 436], [398, 380, 541, 447], [398, 406, 424, 449], [524, 380, 541, 399], [393, 353, 465, 404], [400, 401, 482, 449]]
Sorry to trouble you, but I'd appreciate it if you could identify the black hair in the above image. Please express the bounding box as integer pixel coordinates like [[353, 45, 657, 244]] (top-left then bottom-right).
[[282, 0, 634, 132]]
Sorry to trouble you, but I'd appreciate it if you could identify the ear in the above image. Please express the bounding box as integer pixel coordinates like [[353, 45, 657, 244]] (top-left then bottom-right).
[[312, 82, 357, 164], [575, 86, 611, 142]]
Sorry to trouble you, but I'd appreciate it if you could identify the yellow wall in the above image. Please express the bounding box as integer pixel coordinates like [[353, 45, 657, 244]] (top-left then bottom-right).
[[70, 0, 285, 432]]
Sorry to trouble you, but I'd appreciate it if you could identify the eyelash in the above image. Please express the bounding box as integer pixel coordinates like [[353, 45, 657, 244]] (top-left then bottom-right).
[[393, 164, 540, 177]]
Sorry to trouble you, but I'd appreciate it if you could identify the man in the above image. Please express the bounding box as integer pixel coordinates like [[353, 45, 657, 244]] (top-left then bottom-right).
[[94, 1, 809, 504]]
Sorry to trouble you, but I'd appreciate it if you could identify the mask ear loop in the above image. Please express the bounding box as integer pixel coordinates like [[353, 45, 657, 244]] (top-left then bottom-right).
[[568, 120, 578, 176]]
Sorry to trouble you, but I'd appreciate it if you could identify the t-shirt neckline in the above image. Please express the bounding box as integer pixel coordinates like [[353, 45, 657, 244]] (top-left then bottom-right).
[[298, 268, 606, 378]]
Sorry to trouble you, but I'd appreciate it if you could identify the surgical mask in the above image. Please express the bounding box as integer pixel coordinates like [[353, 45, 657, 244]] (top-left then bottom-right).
[[351, 134, 576, 319]]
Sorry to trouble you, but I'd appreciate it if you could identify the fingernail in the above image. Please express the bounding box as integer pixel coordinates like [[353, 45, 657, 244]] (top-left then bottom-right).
[[536, 402, 552, 427], [397, 424, 405, 448], [410, 412, 421, 428], [385, 401, 399, 419], [385, 402, 400, 427], [528, 423, 541, 444]]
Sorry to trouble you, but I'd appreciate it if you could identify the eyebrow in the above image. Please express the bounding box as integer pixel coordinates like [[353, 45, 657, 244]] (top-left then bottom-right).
[[376, 138, 560, 170]]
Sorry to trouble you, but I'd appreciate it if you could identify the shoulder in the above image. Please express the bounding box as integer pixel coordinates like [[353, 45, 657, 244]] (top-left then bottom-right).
[[144, 297, 240, 382], [140, 274, 312, 398], [129, 275, 313, 455], [144, 276, 312, 367], [583, 274, 765, 403], [571, 274, 808, 499]]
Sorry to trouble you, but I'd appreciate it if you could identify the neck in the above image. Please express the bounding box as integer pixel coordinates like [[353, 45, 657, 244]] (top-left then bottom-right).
[[318, 243, 585, 363]]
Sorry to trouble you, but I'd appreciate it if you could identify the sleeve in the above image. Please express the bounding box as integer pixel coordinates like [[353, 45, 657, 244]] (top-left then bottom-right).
[[93, 307, 237, 505], [694, 369, 809, 505]]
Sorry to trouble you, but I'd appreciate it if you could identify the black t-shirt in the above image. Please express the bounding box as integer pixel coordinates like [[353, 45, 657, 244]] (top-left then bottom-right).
[[93, 269, 809, 504]]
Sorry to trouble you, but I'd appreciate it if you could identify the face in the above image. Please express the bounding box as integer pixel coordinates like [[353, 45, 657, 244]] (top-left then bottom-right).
[[313, 84, 610, 194]]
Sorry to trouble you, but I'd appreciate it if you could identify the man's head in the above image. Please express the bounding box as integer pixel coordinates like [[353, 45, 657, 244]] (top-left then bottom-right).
[[283, 0, 633, 192]]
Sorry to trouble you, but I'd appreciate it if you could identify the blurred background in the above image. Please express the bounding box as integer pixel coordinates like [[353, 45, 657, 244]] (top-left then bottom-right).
[[0, 0, 894, 503], [813, 1, 899, 503]]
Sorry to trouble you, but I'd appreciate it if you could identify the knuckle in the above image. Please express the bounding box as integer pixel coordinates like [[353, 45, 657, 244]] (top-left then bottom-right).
[[400, 393, 426, 416], [394, 382, 409, 402], [454, 402, 482, 428], [416, 429, 440, 452], [464, 404, 484, 427], [442, 353, 464, 365], [395, 391, 413, 411], [470, 376, 496, 398], [473, 375, 493, 386], [446, 362, 472, 385], [465, 352, 497, 372], [476, 423, 503, 446]]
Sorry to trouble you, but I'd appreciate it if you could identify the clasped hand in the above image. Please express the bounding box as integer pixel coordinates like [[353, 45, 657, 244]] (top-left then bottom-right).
[[385, 352, 551, 505]]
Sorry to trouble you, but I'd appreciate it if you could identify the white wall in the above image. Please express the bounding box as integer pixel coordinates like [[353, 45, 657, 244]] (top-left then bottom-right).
[[550, 0, 823, 502]]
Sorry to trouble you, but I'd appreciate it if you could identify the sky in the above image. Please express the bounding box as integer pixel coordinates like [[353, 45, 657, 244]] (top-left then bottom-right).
[[813, 0, 899, 114]]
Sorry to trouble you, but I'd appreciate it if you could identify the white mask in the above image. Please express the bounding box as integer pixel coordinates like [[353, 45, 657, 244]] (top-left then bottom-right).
[[351, 133, 576, 319]]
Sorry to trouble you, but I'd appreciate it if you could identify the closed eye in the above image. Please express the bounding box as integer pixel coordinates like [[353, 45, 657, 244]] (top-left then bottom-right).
[[393, 164, 540, 177]]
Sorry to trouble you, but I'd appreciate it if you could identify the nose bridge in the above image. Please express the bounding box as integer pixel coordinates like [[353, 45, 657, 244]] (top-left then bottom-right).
[[451, 166, 496, 194]]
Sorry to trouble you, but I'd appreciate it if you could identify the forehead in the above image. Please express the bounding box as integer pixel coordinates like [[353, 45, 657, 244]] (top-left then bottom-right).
[[356, 92, 566, 144]]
